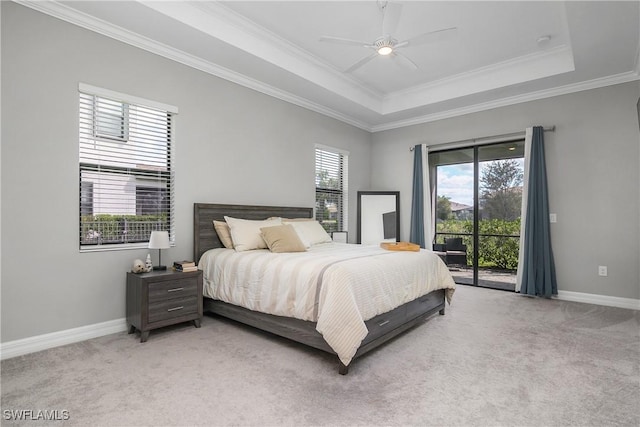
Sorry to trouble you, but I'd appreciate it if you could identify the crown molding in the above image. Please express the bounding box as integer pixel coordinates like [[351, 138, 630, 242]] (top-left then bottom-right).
[[371, 69, 640, 132], [13, 0, 373, 131], [383, 44, 575, 115], [140, 0, 383, 112], [193, 1, 382, 100]]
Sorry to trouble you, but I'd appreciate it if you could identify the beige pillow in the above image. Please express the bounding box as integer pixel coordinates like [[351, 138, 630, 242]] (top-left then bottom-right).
[[284, 220, 332, 247], [260, 225, 307, 253], [213, 220, 234, 249], [224, 216, 282, 252]]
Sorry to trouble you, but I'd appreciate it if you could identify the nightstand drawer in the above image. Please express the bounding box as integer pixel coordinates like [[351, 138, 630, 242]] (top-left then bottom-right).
[[148, 296, 199, 323], [148, 278, 198, 303]]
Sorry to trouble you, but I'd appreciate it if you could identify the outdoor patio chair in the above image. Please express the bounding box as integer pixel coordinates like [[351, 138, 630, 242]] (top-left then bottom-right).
[[444, 237, 468, 266]]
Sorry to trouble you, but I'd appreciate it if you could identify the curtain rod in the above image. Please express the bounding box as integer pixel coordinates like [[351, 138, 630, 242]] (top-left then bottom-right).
[[409, 125, 555, 151]]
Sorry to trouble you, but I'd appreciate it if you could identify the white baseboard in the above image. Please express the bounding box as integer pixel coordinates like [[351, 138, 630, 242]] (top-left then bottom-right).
[[2, 290, 638, 360], [554, 291, 640, 310], [0, 318, 128, 360]]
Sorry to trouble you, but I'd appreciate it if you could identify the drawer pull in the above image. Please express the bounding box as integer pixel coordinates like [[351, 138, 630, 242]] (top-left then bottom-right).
[[167, 287, 184, 292], [167, 306, 184, 312], [378, 320, 390, 327]]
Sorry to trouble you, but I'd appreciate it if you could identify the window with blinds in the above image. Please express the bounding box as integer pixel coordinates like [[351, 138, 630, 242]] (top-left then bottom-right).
[[79, 85, 176, 250], [315, 146, 348, 233]]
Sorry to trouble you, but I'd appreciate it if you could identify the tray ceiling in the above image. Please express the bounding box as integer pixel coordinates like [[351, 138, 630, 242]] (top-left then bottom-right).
[[21, 1, 640, 131]]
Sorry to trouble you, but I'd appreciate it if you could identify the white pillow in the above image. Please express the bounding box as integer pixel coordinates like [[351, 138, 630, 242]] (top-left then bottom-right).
[[285, 220, 332, 247], [224, 216, 282, 252]]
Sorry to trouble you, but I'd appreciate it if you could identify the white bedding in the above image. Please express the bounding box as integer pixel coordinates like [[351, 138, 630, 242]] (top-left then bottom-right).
[[199, 242, 456, 366]]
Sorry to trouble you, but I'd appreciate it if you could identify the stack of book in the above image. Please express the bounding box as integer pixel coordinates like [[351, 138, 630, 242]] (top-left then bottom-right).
[[173, 260, 197, 272]]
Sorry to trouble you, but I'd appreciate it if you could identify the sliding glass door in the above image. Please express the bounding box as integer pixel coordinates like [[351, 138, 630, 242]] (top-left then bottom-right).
[[430, 140, 524, 290]]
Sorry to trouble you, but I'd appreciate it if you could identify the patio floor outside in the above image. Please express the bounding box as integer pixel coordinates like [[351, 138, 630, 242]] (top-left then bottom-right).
[[449, 266, 517, 291]]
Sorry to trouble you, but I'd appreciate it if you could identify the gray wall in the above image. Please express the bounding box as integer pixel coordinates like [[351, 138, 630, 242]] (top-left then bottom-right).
[[371, 81, 640, 300], [0, 3, 371, 342]]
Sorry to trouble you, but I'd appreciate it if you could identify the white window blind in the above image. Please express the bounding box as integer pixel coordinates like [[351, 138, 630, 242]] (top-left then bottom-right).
[[79, 86, 175, 250], [315, 146, 348, 233]]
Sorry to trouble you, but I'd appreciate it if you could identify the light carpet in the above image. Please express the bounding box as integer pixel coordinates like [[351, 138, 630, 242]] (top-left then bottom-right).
[[1, 285, 638, 426]]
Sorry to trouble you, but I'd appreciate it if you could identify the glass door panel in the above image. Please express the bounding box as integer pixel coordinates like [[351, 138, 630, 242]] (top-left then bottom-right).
[[477, 141, 524, 291], [432, 148, 474, 285]]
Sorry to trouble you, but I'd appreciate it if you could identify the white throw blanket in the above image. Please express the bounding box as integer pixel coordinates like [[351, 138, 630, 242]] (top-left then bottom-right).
[[199, 243, 456, 366]]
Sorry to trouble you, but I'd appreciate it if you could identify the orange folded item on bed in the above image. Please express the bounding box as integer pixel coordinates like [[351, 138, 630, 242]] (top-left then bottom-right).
[[380, 241, 420, 252]]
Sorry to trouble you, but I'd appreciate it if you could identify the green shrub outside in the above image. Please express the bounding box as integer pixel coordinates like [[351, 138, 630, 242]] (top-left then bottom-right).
[[81, 214, 167, 242], [436, 218, 521, 270]]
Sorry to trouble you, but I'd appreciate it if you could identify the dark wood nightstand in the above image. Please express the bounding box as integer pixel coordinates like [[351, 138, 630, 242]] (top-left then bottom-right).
[[126, 269, 203, 342]]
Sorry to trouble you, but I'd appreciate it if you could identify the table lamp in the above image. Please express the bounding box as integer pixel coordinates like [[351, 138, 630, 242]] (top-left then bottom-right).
[[148, 230, 170, 271]]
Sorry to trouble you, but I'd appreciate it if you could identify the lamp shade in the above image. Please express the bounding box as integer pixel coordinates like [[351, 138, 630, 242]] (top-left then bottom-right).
[[148, 230, 170, 249]]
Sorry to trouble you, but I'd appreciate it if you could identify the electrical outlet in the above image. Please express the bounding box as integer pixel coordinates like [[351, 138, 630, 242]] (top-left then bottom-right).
[[598, 266, 608, 277], [549, 213, 557, 223]]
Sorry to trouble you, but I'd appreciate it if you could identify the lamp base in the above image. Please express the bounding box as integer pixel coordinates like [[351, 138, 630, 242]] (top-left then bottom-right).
[[153, 265, 167, 271]]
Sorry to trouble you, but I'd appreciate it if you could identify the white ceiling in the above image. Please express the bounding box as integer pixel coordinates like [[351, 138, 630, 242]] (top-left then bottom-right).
[[21, 1, 640, 132]]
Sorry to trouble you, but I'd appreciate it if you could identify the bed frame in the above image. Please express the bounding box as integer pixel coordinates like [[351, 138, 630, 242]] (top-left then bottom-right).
[[194, 203, 446, 374]]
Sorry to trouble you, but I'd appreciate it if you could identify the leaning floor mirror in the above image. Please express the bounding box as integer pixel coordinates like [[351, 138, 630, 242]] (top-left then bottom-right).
[[357, 191, 400, 245]]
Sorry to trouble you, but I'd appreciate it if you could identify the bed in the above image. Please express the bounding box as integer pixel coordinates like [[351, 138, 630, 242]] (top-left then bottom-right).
[[193, 203, 455, 374]]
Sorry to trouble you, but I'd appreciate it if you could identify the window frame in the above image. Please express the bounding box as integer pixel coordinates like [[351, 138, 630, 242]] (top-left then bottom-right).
[[78, 83, 178, 252], [314, 144, 349, 235]]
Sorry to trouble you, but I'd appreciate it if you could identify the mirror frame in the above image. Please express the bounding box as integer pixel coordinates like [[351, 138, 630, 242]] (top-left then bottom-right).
[[357, 191, 400, 245]]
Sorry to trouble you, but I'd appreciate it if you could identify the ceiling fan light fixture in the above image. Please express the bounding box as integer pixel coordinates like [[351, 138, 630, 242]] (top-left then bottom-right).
[[375, 37, 395, 55]]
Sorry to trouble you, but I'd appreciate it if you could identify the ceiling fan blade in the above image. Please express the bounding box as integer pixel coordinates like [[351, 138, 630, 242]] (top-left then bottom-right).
[[319, 35, 371, 47], [382, 2, 403, 36], [397, 26, 458, 48], [344, 53, 378, 73], [392, 51, 419, 71]]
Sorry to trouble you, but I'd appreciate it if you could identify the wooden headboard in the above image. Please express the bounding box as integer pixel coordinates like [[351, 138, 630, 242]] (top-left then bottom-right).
[[193, 203, 314, 262]]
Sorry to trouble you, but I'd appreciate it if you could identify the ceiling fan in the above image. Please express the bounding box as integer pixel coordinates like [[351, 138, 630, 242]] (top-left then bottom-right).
[[319, 1, 457, 73]]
